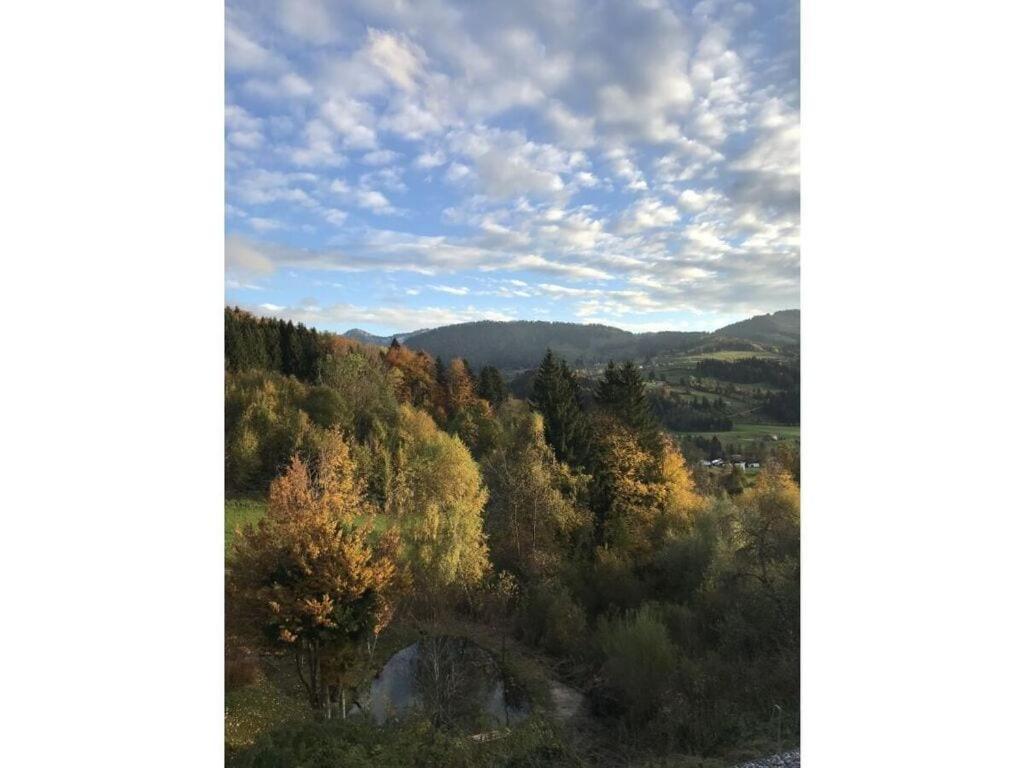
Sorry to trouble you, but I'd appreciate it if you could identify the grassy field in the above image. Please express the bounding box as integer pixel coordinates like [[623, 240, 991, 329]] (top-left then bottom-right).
[[678, 422, 800, 447], [225, 499, 266, 555]]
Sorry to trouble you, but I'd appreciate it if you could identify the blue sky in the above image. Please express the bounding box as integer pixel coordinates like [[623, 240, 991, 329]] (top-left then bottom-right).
[[226, 0, 799, 336]]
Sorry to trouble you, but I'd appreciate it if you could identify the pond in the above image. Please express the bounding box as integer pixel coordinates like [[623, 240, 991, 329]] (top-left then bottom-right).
[[352, 635, 530, 730]]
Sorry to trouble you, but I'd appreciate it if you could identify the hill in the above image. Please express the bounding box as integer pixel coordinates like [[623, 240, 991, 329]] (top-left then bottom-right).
[[403, 320, 710, 370], [342, 327, 428, 346], [403, 312, 798, 371], [713, 309, 800, 346]]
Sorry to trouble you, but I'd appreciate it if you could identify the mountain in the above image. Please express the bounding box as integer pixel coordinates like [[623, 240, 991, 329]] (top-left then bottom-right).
[[713, 310, 800, 346], [343, 328, 428, 346], [404, 320, 701, 370], [400, 311, 799, 370]]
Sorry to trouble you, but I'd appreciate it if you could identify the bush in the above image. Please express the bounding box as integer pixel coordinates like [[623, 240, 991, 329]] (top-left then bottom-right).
[[595, 605, 677, 728], [518, 582, 587, 658]]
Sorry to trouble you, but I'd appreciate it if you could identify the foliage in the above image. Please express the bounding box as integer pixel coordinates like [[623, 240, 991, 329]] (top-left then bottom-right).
[[529, 350, 592, 469], [518, 580, 589, 658], [476, 365, 508, 405], [694, 357, 799, 389], [589, 418, 665, 555], [227, 434, 401, 711], [225, 306, 326, 381], [225, 370, 321, 494], [390, 405, 490, 603], [594, 360, 661, 456], [482, 402, 590, 580], [595, 605, 678, 727], [224, 316, 801, 762], [648, 387, 733, 432]]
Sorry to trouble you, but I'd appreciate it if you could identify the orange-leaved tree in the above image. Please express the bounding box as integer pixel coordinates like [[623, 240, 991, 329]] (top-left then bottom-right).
[[227, 431, 400, 714]]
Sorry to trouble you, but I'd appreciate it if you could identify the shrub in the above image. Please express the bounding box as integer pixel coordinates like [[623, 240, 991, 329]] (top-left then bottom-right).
[[519, 582, 587, 658], [595, 605, 677, 727]]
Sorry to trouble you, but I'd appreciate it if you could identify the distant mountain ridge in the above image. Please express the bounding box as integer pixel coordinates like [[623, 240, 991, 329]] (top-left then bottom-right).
[[342, 328, 428, 346], [712, 309, 800, 346], [362, 310, 799, 370]]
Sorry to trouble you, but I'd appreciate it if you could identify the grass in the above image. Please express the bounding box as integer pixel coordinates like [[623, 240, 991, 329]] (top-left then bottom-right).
[[678, 422, 800, 447], [225, 499, 266, 555], [225, 657, 311, 752]]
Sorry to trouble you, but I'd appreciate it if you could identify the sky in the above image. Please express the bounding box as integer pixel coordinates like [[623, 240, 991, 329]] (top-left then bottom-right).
[[225, 0, 799, 336]]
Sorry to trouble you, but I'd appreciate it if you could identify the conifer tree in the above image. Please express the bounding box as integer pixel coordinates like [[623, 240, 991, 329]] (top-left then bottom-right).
[[596, 360, 661, 457], [477, 365, 508, 405], [529, 350, 591, 469]]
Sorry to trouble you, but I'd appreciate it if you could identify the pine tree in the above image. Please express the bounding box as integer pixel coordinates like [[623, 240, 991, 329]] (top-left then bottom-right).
[[477, 365, 508, 405], [529, 350, 591, 469], [596, 360, 661, 457]]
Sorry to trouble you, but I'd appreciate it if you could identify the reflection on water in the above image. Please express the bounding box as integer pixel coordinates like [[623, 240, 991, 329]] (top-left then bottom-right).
[[354, 636, 530, 729]]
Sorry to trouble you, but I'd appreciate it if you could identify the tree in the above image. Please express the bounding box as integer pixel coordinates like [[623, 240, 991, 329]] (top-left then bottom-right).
[[529, 350, 592, 469], [595, 360, 661, 456], [731, 465, 800, 641], [482, 403, 589, 579], [590, 417, 666, 555], [444, 358, 477, 414], [390, 405, 490, 606], [477, 365, 508, 405], [228, 433, 400, 715]]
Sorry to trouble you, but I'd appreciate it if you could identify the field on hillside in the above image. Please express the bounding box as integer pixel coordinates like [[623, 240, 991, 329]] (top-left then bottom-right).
[[678, 422, 801, 447]]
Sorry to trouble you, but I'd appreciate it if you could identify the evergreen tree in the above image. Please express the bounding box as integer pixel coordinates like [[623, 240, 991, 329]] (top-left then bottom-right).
[[595, 360, 661, 457], [477, 365, 508, 405], [529, 350, 592, 469]]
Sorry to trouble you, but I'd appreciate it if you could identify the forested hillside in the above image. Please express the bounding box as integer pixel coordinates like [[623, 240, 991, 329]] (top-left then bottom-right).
[[224, 307, 800, 766], [387, 313, 798, 371], [713, 309, 801, 346]]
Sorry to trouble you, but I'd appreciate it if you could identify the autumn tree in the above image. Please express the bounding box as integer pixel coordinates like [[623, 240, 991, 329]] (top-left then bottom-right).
[[730, 464, 800, 641], [384, 340, 443, 417], [444, 357, 477, 414], [590, 417, 666, 556], [228, 432, 400, 715], [389, 405, 490, 608], [482, 402, 590, 580]]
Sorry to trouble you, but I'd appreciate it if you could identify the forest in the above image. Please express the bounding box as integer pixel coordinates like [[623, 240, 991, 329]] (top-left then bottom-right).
[[225, 307, 800, 767]]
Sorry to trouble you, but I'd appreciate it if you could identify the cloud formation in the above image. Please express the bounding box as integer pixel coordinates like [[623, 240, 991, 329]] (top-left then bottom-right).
[[226, 0, 799, 334]]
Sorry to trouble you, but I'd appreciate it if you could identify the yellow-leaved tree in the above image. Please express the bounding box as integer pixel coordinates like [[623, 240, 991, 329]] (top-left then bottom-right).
[[389, 404, 490, 609], [482, 402, 590, 579], [227, 431, 400, 715]]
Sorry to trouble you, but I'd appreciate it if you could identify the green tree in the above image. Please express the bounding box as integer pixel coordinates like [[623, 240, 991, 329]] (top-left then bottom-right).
[[529, 350, 592, 469], [477, 365, 508, 405], [596, 360, 661, 456]]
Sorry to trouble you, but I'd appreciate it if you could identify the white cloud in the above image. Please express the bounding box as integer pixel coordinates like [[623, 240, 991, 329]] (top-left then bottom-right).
[[619, 197, 681, 232], [677, 188, 721, 213], [429, 284, 470, 296], [362, 149, 400, 166], [355, 188, 393, 213], [414, 150, 446, 169], [364, 29, 426, 93], [249, 217, 284, 232], [224, 0, 800, 321]]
